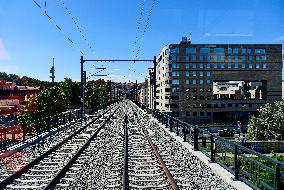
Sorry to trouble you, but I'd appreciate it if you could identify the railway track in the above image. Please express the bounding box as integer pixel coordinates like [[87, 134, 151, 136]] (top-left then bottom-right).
[[121, 101, 179, 190], [0, 103, 119, 189]]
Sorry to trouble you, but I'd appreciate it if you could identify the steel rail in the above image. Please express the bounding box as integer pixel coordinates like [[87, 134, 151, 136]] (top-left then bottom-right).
[[142, 128, 180, 190], [0, 105, 116, 189], [45, 106, 119, 189]]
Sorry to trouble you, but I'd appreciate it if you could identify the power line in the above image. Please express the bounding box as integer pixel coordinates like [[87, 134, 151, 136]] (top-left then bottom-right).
[[32, 0, 85, 55], [128, 0, 157, 78], [58, 0, 98, 58]]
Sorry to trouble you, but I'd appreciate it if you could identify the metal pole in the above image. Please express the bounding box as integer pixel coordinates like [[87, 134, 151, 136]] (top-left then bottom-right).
[[135, 80, 138, 103], [80, 56, 84, 118], [153, 56, 157, 110], [109, 81, 112, 103]]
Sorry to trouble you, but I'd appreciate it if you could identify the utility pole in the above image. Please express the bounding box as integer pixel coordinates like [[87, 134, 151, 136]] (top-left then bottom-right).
[[50, 58, 55, 84], [135, 80, 138, 103], [80, 56, 84, 118], [153, 56, 157, 110]]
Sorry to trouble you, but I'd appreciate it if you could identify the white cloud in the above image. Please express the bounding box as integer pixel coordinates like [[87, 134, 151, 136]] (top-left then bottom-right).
[[276, 36, 284, 41], [0, 65, 18, 73], [0, 38, 9, 60], [204, 33, 253, 37], [215, 33, 253, 37]]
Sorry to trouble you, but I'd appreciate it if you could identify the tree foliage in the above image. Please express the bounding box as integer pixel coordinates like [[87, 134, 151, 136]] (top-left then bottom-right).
[[60, 78, 80, 108], [247, 100, 284, 141], [24, 94, 39, 114], [85, 83, 109, 109]]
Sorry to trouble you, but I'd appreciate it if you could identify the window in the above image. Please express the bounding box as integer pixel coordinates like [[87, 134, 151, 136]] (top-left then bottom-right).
[[227, 56, 232, 60], [242, 63, 246, 69], [234, 56, 238, 60], [193, 79, 197, 85], [206, 72, 211, 77], [248, 63, 253, 69], [206, 63, 211, 69], [228, 63, 232, 69], [214, 63, 218, 68], [184, 56, 190, 61], [186, 47, 196, 54], [172, 71, 179, 76], [200, 64, 204, 69], [228, 48, 232, 54], [192, 55, 197, 60], [173, 79, 179, 84], [221, 63, 225, 68], [200, 72, 204, 77], [165, 49, 169, 55], [233, 48, 239, 54], [262, 63, 267, 69], [199, 88, 204, 92], [242, 56, 246, 60], [200, 55, 204, 60], [193, 88, 197, 92], [255, 48, 266, 54], [185, 71, 190, 77], [185, 63, 190, 69], [185, 79, 190, 84], [193, 96, 197, 100], [256, 56, 260, 61], [200, 112, 204, 116], [220, 56, 225, 61], [207, 96, 211, 100], [206, 56, 211, 61], [207, 112, 212, 116], [234, 63, 238, 69], [248, 56, 253, 61], [193, 71, 197, 76], [169, 48, 179, 54], [193, 112, 197, 116], [206, 80, 211, 84], [193, 63, 197, 68], [242, 48, 247, 54], [169, 56, 179, 61], [200, 96, 205, 100], [186, 112, 190, 116], [200, 80, 204, 85], [228, 104, 232, 107], [214, 48, 224, 54], [172, 87, 179, 92], [200, 48, 210, 53], [261, 56, 266, 60], [247, 48, 252, 54], [256, 63, 260, 69], [213, 56, 218, 61], [169, 63, 180, 69]]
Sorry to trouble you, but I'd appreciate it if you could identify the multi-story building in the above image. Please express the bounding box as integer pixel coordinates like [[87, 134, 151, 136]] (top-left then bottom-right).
[[156, 38, 282, 124]]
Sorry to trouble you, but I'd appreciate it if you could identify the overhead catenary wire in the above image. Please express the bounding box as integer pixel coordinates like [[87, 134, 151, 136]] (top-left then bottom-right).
[[32, 0, 85, 56], [129, 0, 157, 78], [58, 0, 98, 59]]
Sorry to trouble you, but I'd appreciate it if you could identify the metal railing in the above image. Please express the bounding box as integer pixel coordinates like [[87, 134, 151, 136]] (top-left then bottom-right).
[[149, 108, 284, 190], [0, 109, 81, 151]]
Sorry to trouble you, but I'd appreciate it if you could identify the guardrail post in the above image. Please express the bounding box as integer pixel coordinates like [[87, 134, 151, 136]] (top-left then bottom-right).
[[69, 111, 72, 122], [183, 126, 187, 142], [193, 127, 199, 151], [176, 120, 179, 136], [234, 144, 239, 180], [63, 113, 65, 124], [210, 134, 215, 162], [275, 163, 280, 190]]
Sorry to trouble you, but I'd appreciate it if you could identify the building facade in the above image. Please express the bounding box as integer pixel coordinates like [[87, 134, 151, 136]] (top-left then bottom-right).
[[156, 39, 282, 124]]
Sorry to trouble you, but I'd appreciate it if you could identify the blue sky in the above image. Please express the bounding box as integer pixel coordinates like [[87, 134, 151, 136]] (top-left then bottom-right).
[[0, 0, 283, 83]]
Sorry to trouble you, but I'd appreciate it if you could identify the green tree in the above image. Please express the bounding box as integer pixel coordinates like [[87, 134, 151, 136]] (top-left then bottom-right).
[[85, 83, 109, 110], [61, 78, 80, 108], [247, 100, 284, 141], [38, 86, 67, 117]]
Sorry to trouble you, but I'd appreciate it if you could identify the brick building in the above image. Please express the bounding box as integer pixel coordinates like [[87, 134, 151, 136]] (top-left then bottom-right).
[[154, 38, 282, 124]]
